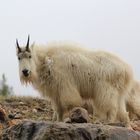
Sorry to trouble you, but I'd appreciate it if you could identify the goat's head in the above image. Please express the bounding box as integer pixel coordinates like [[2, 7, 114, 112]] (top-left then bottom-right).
[[16, 35, 36, 84]]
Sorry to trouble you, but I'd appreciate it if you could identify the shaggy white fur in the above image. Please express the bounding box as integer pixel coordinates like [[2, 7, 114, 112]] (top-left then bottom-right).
[[16, 41, 139, 126]]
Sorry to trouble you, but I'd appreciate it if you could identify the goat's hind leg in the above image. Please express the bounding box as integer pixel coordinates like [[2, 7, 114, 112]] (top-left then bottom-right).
[[117, 94, 130, 127], [93, 84, 118, 124]]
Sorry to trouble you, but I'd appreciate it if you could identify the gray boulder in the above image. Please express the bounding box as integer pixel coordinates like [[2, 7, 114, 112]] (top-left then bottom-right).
[[1, 121, 140, 140]]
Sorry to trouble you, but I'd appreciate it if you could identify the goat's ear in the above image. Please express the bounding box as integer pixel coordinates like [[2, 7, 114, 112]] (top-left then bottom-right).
[[16, 39, 21, 53], [26, 35, 30, 52]]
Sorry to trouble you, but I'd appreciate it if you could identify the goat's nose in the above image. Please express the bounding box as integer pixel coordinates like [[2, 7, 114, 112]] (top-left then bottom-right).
[[22, 69, 29, 77]]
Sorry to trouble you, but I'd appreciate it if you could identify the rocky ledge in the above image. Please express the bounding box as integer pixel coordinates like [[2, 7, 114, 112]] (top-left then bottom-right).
[[1, 121, 140, 140], [1, 97, 140, 140]]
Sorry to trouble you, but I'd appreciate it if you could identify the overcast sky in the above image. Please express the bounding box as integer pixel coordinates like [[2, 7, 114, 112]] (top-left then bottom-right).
[[0, 0, 140, 96]]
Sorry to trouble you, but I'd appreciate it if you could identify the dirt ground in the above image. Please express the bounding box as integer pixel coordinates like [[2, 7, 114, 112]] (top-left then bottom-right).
[[0, 96, 53, 135], [1, 95, 140, 137]]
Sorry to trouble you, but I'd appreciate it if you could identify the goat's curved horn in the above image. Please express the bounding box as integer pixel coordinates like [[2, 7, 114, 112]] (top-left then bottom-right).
[[26, 35, 30, 51], [16, 39, 21, 52]]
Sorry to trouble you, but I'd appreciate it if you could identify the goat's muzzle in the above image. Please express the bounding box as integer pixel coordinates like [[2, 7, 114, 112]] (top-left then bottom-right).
[[22, 69, 30, 77]]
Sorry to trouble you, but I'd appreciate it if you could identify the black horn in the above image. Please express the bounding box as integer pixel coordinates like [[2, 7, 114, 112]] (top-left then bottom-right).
[[16, 39, 21, 53], [26, 35, 30, 51]]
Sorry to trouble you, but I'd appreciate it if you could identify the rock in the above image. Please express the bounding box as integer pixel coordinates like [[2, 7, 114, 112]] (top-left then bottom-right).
[[0, 107, 7, 122], [131, 120, 140, 131], [8, 119, 23, 127], [14, 113, 23, 119], [1, 121, 140, 140], [69, 107, 90, 123], [8, 113, 16, 119], [8, 113, 22, 119], [19, 102, 25, 105], [35, 107, 45, 112], [32, 109, 37, 113]]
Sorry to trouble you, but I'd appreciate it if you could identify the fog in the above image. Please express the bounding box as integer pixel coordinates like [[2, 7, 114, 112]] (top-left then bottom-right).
[[0, 0, 140, 96]]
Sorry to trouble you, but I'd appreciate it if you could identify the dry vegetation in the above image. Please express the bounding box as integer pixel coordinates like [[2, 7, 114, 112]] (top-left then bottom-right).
[[0, 96, 54, 136], [0, 96, 53, 121], [1, 96, 140, 140]]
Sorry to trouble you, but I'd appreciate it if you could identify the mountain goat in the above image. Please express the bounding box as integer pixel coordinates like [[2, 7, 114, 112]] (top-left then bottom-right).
[[16, 36, 136, 126]]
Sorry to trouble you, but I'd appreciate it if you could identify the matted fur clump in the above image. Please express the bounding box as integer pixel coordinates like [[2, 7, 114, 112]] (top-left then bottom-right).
[[16, 36, 140, 127]]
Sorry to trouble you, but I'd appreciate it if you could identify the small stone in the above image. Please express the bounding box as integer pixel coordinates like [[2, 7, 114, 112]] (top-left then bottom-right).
[[69, 107, 90, 123], [14, 113, 22, 119], [131, 120, 140, 131], [35, 107, 45, 112], [21, 110, 28, 115], [33, 109, 38, 113], [8, 113, 22, 119], [8, 119, 22, 127], [0, 107, 7, 121], [19, 102, 25, 105], [8, 113, 16, 119]]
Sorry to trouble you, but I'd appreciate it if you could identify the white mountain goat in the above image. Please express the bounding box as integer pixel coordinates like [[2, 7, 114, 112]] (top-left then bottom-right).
[[16, 36, 138, 126]]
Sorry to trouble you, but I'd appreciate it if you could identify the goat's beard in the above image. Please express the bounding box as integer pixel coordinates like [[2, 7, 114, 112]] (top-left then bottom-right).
[[20, 70, 38, 86], [20, 74, 33, 85]]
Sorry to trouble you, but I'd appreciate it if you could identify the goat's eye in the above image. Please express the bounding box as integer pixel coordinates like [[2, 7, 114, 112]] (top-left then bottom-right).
[[29, 55, 32, 59], [18, 57, 21, 60]]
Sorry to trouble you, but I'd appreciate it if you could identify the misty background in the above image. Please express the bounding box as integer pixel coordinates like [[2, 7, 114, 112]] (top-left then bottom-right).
[[0, 0, 140, 96]]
